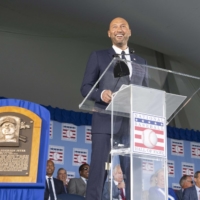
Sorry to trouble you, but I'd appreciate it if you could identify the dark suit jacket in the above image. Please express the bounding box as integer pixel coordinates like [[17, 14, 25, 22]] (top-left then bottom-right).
[[102, 181, 122, 200], [68, 178, 87, 197], [182, 185, 198, 200], [175, 189, 183, 200], [44, 177, 65, 200], [81, 47, 148, 134]]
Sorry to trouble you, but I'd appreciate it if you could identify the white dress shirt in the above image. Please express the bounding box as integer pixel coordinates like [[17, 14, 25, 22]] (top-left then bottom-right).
[[112, 45, 132, 78], [46, 175, 57, 200], [81, 176, 87, 184]]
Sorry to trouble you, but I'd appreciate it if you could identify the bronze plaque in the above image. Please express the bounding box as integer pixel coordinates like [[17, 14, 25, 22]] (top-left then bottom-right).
[[0, 106, 41, 183]]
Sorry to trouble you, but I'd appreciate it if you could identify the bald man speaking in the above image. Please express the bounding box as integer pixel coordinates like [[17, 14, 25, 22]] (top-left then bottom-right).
[[81, 17, 148, 200]]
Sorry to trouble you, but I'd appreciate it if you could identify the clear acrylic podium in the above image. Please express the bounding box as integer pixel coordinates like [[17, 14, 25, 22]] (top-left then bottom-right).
[[79, 57, 200, 200]]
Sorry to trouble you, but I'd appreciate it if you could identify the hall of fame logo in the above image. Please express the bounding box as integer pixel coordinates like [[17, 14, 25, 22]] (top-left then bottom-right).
[[49, 121, 53, 139], [67, 171, 75, 183], [133, 113, 166, 156], [191, 142, 200, 159], [61, 123, 77, 142], [85, 126, 91, 144], [172, 183, 181, 191], [142, 159, 154, 173], [182, 162, 194, 176], [49, 145, 64, 164], [168, 160, 175, 177], [73, 148, 88, 166], [171, 139, 184, 156]]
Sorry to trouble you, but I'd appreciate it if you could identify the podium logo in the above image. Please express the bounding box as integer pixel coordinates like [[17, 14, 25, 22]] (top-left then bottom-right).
[[133, 113, 165, 156], [142, 159, 154, 173], [171, 139, 184, 156], [49, 121, 53, 139], [191, 142, 200, 159], [182, 162, 194, 176], [61, 123, 77, 142], [85, 126, 92, 143], [73, 148, 88, 166], [168, 160, 175, 177], [49, 145, 64, 164]]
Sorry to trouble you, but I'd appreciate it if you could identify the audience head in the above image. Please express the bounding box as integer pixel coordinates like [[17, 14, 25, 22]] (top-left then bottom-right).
[[113, 164, 124, 183], [194, 171, 200, 187], [150, 173, 157, 187], [57, 168, 68, 185], [79, 163, 89, 179], [179, 175, 193, 189], [46, 160, 55, 177], [154, 168, 165, 188]]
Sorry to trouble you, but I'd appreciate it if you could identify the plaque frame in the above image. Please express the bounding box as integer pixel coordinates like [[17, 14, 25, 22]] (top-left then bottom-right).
[[0, 106, 41, 183]]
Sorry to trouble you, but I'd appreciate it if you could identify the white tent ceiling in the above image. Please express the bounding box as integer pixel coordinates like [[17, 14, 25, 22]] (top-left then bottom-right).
[[1, 0, 200, 67]]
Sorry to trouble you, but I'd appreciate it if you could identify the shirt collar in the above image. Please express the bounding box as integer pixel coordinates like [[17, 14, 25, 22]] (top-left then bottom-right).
[[81, 176, 87, 181], [114, 180, 119, 185], [46, 175, 53, 179], [195, 185, 200, 190], [112, 45, 129, 55]]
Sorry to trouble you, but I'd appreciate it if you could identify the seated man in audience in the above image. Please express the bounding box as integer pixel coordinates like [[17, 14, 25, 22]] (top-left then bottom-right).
[[44, 160, 66, 200], [176, 175, 193, 200], [183, 171, 200, 200], [68, 163, 90, 197], [102, 164, 126, 200], [148, 168, 178, 200], [57, 168, 68, 193]]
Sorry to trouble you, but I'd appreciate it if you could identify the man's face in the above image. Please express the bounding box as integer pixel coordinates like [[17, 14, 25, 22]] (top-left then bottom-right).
[[183, 176, 193, 189], [57, 169, 67, 182], [80, 165, 89, 179], [156, 170, 165, 188], [194, 173, 200, 187], [108, 17, 131, 49], [46, 160, 55, 176], [113, 166, 123, 183], [1, 122, 16, 135]]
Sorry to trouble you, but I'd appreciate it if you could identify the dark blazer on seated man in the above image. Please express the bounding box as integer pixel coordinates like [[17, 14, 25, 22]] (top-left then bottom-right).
[[182, 171, 200, 200], [176, 189, 183, 200], [44, 177, 66, 200], [44, 160, 66, 200], [182, 185, 198, 200]]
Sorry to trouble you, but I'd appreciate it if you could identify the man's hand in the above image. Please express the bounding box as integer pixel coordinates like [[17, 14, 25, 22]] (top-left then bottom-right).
[[102, 90, 112, 103], [118, 181, 125, 189]]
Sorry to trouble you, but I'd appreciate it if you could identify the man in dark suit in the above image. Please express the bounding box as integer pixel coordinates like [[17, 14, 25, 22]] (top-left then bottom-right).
[[44, 160, 65, 200], [102, 164, 125, 200], [183, 171, 200, 200], [57, 168, 68, 193], [68, 163, 89, 197], [176, 175, 193, 200], [81, 17, 148, 200]]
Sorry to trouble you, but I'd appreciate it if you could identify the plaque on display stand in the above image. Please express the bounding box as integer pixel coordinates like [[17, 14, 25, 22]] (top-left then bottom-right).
[[0, 106, 41, 182]]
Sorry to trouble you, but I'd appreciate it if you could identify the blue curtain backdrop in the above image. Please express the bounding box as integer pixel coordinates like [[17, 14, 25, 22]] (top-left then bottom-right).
[[42, 104, 200, 142]]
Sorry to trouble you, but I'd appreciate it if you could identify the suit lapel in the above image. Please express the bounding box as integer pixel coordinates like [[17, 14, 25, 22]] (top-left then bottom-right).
[[107, 47, 116, 60]]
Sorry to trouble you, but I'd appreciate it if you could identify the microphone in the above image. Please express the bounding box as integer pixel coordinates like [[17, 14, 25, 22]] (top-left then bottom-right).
[[113, 54, 130, 78], [129, 48, 135, 54]]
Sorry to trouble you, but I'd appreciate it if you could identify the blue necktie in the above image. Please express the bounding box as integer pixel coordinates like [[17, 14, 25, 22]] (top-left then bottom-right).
[[121, 51, 126, 60]]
